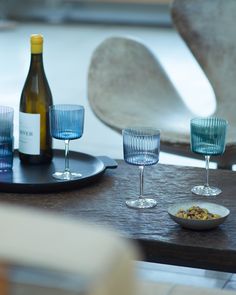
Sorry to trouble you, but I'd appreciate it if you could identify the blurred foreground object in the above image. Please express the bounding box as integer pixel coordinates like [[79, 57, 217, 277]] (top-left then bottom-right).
[[0, 203, 138, 295], [0, 204, 235, 294]]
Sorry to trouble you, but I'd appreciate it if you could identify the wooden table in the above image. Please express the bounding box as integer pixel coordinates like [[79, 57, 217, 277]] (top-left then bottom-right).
[[1, 161, 236, 272]]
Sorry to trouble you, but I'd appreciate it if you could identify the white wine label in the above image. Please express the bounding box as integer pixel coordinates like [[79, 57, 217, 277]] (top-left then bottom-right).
[[19, 112, 40, 155]]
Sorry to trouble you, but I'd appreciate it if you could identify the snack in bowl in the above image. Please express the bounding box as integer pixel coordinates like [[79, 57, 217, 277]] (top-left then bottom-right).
[[168, 202, 230, 230], [176, 206, 221, 220]]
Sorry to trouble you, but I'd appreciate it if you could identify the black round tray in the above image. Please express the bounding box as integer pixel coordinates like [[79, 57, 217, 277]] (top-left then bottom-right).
[[0, 149, 118, 193]]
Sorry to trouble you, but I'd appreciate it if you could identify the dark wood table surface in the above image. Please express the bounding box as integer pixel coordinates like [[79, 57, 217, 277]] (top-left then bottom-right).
[[0, 160, 236, 272]]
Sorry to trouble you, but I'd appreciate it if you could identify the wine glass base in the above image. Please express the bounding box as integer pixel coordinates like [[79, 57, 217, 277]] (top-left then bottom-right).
[[191, 185, 222, 197], [52, 171, 82, 181], [125, 198, 157, 209]]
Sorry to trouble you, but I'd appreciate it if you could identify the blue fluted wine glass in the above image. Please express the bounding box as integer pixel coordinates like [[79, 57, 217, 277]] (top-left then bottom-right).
[[123, 127, 160, 209], [49, 104, 84, 180], [190, 117, 228, 196]]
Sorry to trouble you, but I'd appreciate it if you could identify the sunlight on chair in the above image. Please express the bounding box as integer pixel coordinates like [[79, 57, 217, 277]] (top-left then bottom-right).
[[156, 34, 216, 117]]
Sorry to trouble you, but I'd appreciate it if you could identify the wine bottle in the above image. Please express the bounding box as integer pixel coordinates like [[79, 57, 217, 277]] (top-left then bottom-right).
[[19, 34, 53, 164]]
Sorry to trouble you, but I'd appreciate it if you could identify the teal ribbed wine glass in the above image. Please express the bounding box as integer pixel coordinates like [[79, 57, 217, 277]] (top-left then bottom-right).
[[49, 104, 84, 180], [190, 117, 228, 196], [123, 127, 160, 209]]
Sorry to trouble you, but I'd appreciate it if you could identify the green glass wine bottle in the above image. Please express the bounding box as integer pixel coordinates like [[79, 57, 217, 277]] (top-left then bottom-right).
[[19, 34, 53, 164]]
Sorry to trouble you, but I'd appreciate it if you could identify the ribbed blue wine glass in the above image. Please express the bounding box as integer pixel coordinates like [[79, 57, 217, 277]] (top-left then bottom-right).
[[190, 117, 228, 196], [123, 127, 160, 209], [49, 104, 84, 180]]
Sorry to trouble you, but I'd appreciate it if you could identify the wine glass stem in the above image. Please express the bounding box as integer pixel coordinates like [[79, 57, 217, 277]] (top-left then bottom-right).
[[139, 165, 144, 199], [64, 139, 70, 173], [205, 155, 210, 187]]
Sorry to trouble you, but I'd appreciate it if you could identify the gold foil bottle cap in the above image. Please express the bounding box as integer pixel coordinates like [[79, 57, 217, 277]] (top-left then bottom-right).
[[30, 34, 43, 54]]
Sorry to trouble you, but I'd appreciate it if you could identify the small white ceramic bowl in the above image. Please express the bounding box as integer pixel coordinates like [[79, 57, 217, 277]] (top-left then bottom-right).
[[168, 201, 230, 230]]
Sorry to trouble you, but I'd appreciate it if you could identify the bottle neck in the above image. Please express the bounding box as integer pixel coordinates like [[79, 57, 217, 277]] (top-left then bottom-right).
[[29, 53, 44, 71]]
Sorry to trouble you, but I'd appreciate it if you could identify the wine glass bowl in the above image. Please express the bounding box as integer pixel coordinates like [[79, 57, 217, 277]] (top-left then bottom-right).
[[123, 127, 160, 209], [191, 118, 227, 156], [190, 117, 228, 196], [49, 104, 84, 180]]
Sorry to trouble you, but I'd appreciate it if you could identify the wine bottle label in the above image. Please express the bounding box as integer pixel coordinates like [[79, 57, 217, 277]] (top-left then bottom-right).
[[19, 112, 40, 155]]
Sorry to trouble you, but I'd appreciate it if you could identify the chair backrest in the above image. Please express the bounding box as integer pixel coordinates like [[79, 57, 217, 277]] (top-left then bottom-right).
[[172, 0, 236, 143], [88, 36, 193, 143]]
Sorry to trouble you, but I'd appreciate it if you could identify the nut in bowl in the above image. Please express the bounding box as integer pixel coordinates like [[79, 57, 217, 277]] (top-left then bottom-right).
[[168, 202, 230, 230]]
